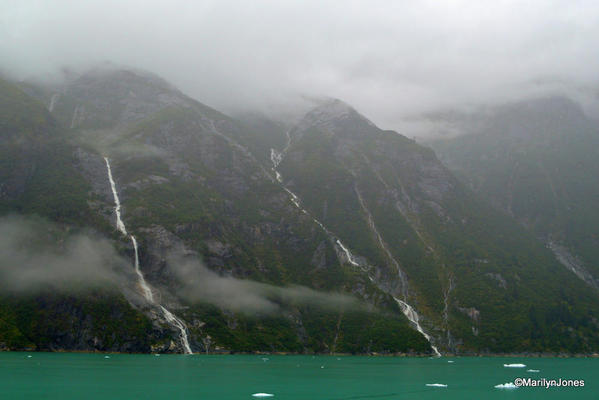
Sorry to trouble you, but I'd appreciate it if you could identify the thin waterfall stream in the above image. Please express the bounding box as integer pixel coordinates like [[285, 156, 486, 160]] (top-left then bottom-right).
[[269, 144, 442, 356], [104, 157, 192, 354]]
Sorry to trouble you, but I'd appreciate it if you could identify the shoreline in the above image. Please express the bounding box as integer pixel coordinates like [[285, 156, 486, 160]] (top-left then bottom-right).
[[2, 348, 598, 358]]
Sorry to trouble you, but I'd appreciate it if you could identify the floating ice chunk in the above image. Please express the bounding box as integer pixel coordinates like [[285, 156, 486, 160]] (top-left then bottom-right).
[[503, 363, 526, 368], [104, 356, 110, 359], [252, 394, 274, 397], [27, 355, 32, 358], [495, 382, 517, 389], [527, 369, 539, 372], [320, 365, 324, 369], [447, 360, 454, 363], [426, 383, 448, 387]]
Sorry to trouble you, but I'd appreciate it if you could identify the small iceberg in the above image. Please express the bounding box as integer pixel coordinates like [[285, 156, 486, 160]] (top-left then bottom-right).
[[27, 355, 32, 358], [252, 394, 274, 398], [447, 360, 454, 363], [426, 383, 448, 387], [495, 382, 518, 389], [503, 363, 526, 368], [527, 369, 539, 372], [104, 356, 110, 359]]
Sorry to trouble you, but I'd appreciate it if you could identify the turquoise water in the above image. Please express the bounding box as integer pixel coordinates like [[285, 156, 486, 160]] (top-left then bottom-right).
[[0, 353, 597, 399]]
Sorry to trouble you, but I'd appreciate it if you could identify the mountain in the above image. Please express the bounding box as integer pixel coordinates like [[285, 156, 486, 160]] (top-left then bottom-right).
[[266, 98, 599, 354], [2, 70, 429, 354], [1, 69, 599, 355], [428, 96, 599, 292], [0, 78, 164, 351]]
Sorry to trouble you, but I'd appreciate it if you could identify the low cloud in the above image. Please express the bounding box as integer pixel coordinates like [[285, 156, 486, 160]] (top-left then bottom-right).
[[0, 215, 362, 314], [2, 1, 599, 134], [168, 252, 362, 314], [0, 215, 126, 293]]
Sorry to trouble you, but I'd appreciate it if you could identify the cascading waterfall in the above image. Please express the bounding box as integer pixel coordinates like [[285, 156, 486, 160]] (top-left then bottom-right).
[[269, 146, 442, 356], [48, 93, 59, 112], [131, 236, 154, 302], [159, 306, 193, 354], [335, 240, 360, 267], [104, 157, 192, 354], [269, 147, 360, 268], [355, 184, 440, 356], [394, 298, 441, 357], [104, 158, 128, 236]]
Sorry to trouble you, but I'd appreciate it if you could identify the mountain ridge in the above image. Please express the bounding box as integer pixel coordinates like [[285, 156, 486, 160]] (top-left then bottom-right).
[[1, 68, 598, 355]]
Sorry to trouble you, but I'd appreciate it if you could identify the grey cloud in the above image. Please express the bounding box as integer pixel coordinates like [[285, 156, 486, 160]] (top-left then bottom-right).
[[0, 215, 361, 313], [167, 252, 362, 314], [1, 0, 598, 134], [0, 215, 126, 293]]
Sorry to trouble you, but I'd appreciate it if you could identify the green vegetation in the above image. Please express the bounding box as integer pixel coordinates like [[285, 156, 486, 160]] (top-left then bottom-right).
[[278, 103, 599, 354], [3, 72, 598, 355]]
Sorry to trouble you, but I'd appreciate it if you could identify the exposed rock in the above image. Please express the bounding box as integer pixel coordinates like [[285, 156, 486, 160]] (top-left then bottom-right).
[[458, 307, 481, 323]]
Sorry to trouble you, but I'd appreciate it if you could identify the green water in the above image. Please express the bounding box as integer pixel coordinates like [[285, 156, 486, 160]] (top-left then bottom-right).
[[0, 353, 597, 399]]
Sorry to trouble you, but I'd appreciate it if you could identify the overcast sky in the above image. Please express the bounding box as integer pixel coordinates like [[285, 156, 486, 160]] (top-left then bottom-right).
[[2, 0, 599, 133]]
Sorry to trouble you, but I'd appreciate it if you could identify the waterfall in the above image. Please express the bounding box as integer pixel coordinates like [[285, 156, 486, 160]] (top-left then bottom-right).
[[269, 145, 441, 356], [159, 306, 193, 354], [104, 158, 128, 236], [131, 236, 154, 302], [269, 146, 359, 267], [395, 298, 441, 357], [48, 93, 59, 112], [104, 157, 192, 354], [335, 240, 360, 267], [70, 105, 81, 129]]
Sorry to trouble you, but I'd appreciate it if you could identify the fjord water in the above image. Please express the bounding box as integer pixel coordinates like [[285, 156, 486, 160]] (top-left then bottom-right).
[[1, 353, 597, 399]]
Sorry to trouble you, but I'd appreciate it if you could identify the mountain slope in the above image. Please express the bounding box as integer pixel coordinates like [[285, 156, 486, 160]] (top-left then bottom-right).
[[3, 70, 430, 354], [270, 99, 599, 353], [0, 79, 167, 352], [4, 71, 599, 354], [429, 97, 599, 291]]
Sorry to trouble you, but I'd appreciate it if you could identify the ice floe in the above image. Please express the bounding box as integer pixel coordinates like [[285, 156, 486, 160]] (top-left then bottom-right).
[[426, 383, 448, 387], [527, 369, 539, 372], [503, 363, 526, 368], [495, 382, 518, 389], [252, 394, 274, 397]]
